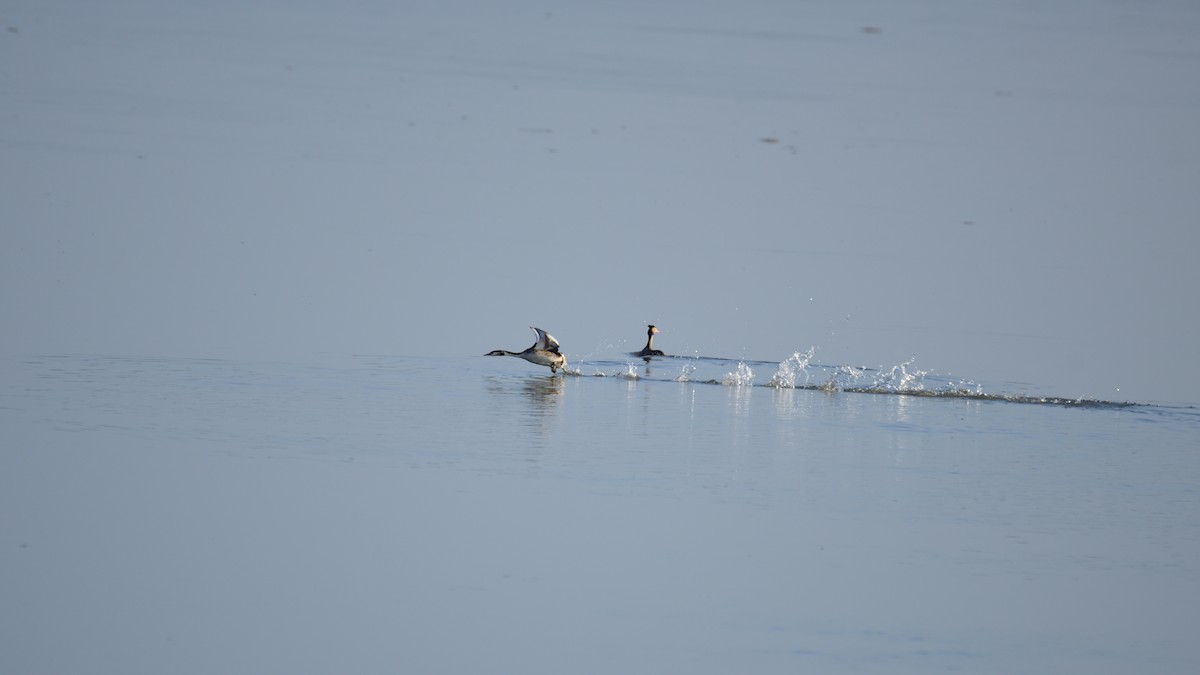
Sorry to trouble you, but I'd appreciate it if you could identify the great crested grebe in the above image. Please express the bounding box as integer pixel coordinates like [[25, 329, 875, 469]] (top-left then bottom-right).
[[486, 326, 567, 373], [637, 324, 665, 358]]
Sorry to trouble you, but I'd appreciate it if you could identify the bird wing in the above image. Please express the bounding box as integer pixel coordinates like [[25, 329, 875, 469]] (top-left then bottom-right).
[[530, 326, 561, 354]]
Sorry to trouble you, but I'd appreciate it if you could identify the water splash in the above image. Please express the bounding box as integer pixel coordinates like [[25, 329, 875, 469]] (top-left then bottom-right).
[[723, 361, 754, 387], [833, 358, 985, 398], [767, 349, 815, 388], [823, 364, 868, 391], [945, 378, 985, 397], [869, 357, 928, 393], [499, 352, 1143, 409], [674, 362, 697, 383]]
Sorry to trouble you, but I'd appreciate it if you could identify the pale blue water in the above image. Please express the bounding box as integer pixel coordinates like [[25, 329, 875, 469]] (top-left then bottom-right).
[[4, 0, 1198, 671], [2, 353, 1198, 674]]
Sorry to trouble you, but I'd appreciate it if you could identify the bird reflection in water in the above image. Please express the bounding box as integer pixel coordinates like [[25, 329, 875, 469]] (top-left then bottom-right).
[[483, 375, 565, 454], [483, 375, 565, 417], [520, 376, 564, 414]]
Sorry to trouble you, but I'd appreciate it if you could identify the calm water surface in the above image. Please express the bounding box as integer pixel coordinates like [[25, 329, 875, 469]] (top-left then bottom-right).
[[2, 354, 1198, 674]]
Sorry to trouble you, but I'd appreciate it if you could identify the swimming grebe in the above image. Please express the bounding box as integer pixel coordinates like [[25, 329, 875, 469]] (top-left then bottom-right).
[[637, 324, 665, 357], [486, 326, 567, 373]]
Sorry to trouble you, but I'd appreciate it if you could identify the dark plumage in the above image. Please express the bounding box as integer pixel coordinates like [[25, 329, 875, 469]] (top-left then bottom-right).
[[637, 324, 665, 358]]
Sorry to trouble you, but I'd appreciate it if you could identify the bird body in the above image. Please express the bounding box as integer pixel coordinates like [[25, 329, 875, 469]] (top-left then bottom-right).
[[637, 325, 665, 358], [487, 326, 566, 373]]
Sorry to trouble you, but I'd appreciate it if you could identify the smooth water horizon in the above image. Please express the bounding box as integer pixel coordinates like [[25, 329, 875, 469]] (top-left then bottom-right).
[[3, 352, 1198, 673]]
